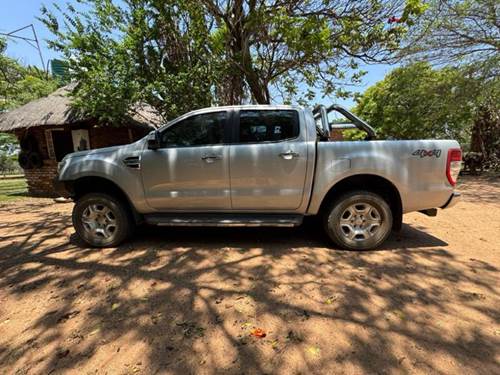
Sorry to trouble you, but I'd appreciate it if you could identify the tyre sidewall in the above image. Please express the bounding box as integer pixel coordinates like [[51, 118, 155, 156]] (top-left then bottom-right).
[[72, 193, 131, 247], [324, 191, 393, 250]]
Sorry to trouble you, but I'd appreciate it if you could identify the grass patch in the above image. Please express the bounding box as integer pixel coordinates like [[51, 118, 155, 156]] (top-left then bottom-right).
[[0, 178, 28, 202]]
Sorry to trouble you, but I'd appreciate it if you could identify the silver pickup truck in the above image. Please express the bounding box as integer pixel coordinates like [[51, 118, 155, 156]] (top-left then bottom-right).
[[56, 104, 461, 250]]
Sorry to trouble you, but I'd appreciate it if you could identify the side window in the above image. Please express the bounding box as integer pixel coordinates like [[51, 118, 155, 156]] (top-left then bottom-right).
[[239, 110, 299, 143], [160, 112, 226, 147]]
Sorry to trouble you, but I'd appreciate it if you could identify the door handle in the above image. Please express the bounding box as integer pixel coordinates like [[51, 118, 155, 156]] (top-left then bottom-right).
[[279, 150, 300, 160], [201, 154, 222, 163]]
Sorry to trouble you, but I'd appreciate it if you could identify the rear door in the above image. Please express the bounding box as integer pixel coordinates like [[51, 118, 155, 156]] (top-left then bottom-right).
[[229, 109, 308, 210], [141, 110, 231, 211]]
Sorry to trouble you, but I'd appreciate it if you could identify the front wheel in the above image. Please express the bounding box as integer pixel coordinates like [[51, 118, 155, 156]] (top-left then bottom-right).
[[323, 191, 393, 250], [72, 193, 134, 247]]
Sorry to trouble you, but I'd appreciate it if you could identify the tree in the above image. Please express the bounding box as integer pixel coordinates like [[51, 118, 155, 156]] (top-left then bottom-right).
[[201, 0, 426, 104], [0, 38, 58, 112], [354, 62, 489, 144], [41, 0, 216, 123], [399, 0, 499, 77], [40, 0, 427, 122], [0, 38, 58, 174], [0, 134, 20, 174], [392, 0, 499, 167], [469, 98, 500, 170]]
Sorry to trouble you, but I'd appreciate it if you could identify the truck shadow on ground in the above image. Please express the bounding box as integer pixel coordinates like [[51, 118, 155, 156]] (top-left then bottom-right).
[[0, 206, 498, 374], [124, 216, 449, 252]]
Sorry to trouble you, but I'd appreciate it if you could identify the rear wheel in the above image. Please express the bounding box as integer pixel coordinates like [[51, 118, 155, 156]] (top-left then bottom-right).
[[72, 193, 133, 247], [323, 191, 393, 250]]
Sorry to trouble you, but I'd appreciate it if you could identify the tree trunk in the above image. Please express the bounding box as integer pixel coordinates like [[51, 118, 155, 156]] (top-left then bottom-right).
[[226, 0, 270, 104]]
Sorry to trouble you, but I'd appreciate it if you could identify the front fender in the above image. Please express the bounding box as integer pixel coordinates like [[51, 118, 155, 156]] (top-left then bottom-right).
[[58, 151, 149, 213]]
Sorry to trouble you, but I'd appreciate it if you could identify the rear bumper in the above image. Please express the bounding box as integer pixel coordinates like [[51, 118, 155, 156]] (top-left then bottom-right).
[[441, 192, 461, 209]]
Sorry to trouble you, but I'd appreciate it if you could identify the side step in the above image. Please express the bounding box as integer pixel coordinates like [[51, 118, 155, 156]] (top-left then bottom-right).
[[144, 213, 304, 227]]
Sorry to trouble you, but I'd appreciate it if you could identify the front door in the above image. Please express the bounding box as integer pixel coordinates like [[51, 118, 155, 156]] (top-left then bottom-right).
[[141, 111, 231, 210], [229, 109, 308, 210]]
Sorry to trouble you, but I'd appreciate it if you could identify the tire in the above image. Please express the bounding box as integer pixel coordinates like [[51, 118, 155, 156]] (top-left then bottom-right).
[[18, 151, 32, 169], [28, 152, 43, 168], [20, 135, 38, 152], [72, 193, 134, 247], [323, 190, 393, 250]]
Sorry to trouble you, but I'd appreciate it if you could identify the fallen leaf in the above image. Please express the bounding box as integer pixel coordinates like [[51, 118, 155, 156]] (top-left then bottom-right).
[[176, 321, 205, 338], [111, 303, 120, 310], [325, 296, 337, 305], [271, 339, 279, 350], [250, 328, 266, 338], [306, 346, 321, 357]]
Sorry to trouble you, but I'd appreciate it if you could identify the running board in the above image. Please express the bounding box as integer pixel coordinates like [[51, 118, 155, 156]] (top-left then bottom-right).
[[144, 213, 304, 227]]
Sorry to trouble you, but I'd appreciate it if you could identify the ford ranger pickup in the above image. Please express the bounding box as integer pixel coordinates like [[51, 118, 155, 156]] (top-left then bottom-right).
[[55, 104, 461, 250]]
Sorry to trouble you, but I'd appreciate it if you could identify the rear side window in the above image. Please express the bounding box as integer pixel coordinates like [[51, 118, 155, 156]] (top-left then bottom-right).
[[239, 110, 299, 143], [160, 112, 226, 147]]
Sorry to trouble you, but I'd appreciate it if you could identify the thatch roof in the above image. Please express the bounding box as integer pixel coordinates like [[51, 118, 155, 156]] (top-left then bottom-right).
[[0, 84, 163, 132]]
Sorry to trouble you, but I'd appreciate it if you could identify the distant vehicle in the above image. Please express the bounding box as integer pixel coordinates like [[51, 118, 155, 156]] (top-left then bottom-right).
[[55, 104, 461, 250]]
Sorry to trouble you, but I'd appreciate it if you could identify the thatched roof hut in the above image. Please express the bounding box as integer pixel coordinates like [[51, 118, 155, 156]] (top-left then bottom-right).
[[0, 84, 163, 197], [0, 84, 162, 131]]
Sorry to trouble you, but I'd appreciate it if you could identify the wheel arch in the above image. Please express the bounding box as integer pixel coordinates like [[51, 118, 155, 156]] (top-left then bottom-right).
[[317, 174, 403, 231], [69, 176, 142, 224]]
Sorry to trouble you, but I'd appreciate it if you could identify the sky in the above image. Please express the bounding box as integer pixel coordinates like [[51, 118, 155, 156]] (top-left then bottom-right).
[[0, 0, 397, 108]]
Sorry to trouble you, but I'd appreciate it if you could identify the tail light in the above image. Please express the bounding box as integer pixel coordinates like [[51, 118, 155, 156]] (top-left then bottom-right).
[[446, 148, 462, 186]]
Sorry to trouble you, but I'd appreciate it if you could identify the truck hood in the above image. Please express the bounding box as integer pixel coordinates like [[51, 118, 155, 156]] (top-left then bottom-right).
[[62, 140, 145, 162], [65, 145, 124, 159]]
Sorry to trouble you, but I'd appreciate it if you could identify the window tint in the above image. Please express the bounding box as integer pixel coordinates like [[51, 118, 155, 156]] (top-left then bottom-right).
[[239, 110, 299, 143], [160, 112, 226, 147]]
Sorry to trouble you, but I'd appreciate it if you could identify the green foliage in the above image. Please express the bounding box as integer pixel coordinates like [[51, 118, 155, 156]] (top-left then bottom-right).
[[40, 0, 219, 122], [0, 38, 58, 112], [470, 98, 500, 171], [0, 153, 19, 175], [0, 133, 18, 153], [40, 0, 427, 121], [399, 0, 499, 78], [0, 133, 20, 175], [354, 62, 497, 144], [0, 40, 55, 174]]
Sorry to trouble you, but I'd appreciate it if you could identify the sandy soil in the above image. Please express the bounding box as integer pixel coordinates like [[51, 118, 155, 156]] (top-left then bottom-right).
[[0, 176, 499, 375]]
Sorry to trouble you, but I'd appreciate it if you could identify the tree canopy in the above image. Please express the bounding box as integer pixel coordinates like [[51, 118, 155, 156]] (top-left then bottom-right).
[[0, 38, 58, 173], [0, 38, 58, 112], [40, 0, 427, 121], [354, 62, 496, 145], [399, 0, 499, 77]]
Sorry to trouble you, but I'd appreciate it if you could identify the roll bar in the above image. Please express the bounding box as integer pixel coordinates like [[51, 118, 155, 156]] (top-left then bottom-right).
[[312, 104, 376, 140]]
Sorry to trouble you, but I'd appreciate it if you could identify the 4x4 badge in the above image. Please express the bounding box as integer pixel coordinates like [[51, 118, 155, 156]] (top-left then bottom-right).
[[412, 149, 442, 158]]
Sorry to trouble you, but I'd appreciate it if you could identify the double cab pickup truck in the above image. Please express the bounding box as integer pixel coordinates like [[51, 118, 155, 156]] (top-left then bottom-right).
[[55, 104, 461, 250]]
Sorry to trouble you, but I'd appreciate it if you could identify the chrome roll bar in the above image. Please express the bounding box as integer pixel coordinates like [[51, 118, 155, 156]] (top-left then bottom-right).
[[312, 104, 376, 140]]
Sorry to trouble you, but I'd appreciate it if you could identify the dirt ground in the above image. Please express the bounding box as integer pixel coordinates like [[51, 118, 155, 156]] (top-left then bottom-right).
[[0, 176, 499, 375]]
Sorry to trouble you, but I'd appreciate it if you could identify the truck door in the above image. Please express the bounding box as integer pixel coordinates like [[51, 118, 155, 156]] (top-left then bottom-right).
[[141, 111, 231, 210], [229, 109, 308, 210]]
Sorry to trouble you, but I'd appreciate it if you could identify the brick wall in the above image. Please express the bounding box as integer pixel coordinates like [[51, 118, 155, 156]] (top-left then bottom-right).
[[24, 160, 59, 197], [14, 125, 150, 197], [328, 130, 344, 141]]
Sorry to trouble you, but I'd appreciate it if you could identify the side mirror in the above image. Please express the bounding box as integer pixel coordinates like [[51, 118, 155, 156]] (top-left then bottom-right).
[[147, 131, 160, 150]]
